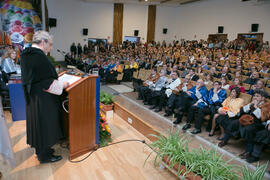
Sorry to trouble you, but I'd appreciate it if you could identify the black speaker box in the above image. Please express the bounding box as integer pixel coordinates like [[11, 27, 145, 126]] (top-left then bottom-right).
[[163, 28, 168, 34], [48, 18, 57, 27], [218, 26, 224, 33], [251, 24, 259, 32], [83, 28, 88, 36], [134, 30, 139, 36]]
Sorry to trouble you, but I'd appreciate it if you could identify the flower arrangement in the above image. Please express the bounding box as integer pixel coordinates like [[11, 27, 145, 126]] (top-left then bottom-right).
[[99, 106, 112, 147]]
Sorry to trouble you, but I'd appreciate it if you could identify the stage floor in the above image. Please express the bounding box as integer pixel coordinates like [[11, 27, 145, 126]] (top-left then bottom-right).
[[0, 112, 177, 180]]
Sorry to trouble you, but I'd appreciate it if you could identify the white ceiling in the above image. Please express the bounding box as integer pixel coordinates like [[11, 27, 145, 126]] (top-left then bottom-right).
[[80, 0, 202, 6]]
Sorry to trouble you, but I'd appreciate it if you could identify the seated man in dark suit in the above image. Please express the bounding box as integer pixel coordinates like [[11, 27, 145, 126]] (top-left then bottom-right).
[[188, 68, 199, 81], [151, 71, 181, 112], [146, 70, 168, 107], [137, 68, 160, 104], [164, 74, 193, 117], [215, 66, 232, 80], [248, 79, 268, 97], [246, 125, 270, 163], [243, 71, 260, 85]]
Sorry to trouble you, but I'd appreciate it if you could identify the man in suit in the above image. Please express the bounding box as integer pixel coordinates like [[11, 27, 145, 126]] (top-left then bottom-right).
[[148, 70, 168, 109], [215, 66, 232, 80], [244, 71, 260, 85], [191, 81, 227, 134], [189, 68, 199, 81], [246, 123, 270, 163], [152, 71, 181, 112], [164, 74, 193, 117], [70, 42, 77, 59], [137, 68, 160, 104]]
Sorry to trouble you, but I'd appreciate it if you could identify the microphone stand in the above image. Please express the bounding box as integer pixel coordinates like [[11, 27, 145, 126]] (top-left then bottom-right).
[[57, 49, 74, 66]]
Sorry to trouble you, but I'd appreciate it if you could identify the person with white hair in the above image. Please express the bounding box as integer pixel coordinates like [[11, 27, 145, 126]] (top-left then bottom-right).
[[20, 31, 69, 164]]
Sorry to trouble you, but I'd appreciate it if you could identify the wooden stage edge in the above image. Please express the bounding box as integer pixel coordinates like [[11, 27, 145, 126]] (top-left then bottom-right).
[[114, 102, 163, 142]]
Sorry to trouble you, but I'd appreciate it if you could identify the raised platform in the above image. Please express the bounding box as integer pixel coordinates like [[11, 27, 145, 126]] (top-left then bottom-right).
[[0, 111, 176, 180], [114, 91, 270, 176]]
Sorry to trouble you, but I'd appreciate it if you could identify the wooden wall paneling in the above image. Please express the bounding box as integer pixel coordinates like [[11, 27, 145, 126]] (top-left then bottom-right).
[[113, 3, 124, 45], [147, 5, 156, 43]]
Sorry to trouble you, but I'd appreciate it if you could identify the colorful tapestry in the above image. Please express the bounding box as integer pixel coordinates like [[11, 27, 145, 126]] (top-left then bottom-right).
[[0, 0, 42, 49]]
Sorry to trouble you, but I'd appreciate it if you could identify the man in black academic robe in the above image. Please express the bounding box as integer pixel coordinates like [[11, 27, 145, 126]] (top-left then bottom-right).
[[21, 31, 69, 163]]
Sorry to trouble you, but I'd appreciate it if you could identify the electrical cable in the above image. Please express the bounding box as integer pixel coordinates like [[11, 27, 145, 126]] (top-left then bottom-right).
[[68, 139, 154, 163], [62, 99, 69, 113]]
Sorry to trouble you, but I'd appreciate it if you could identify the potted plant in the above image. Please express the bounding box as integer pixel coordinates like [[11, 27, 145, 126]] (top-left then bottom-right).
[[145, 130, 240, 180], [100, 91, 114, 111], [241, 163, 268, 180]]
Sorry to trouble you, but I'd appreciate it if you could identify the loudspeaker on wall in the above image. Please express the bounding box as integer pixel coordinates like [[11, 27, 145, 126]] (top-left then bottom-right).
[[134, 30, 139, 36], [251, 24, 259, 32], [163, 28, 168, 34], [218, 26, 224, 34], [83, 28, 88, 36], [49, 18, 57, 27]]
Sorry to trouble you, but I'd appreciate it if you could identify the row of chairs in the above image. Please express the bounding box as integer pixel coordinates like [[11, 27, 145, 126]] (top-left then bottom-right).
[[131, 68, 270, 99]]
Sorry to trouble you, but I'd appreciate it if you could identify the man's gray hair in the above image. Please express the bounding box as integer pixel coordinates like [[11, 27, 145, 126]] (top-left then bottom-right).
[[32, 31, 53, 44]]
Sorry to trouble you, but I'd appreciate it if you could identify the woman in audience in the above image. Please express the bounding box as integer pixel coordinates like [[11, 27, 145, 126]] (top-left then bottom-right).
[[203, 73, 213, 86], [209, 87, 244, 138], [196, 66, 204, 76], [234, 70, 243, 79], [1, 49, 18, 75], [209, 66, 217, 77], [221, 76, 230, 90], [229, 78, 245, 93]]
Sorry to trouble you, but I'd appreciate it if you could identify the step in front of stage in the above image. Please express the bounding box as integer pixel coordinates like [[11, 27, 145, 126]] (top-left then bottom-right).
[[114, 91, 270, 175]]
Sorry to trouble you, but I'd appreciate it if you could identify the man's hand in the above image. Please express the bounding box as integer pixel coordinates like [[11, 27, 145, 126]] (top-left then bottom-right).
[[251, 85, 256, 90], [251, 99, 259, 108], [218, 108, 227, 115], [186, 91, 191, 96], [63, 82, 70, 89], [213, 87, 218, 94]]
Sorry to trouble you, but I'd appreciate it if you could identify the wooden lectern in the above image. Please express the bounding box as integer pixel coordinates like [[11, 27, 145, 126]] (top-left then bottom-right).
[[62, 73, 100, 160]]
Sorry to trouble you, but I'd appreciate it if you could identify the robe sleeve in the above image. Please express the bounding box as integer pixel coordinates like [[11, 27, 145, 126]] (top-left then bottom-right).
[[45, 80, 64, 95]]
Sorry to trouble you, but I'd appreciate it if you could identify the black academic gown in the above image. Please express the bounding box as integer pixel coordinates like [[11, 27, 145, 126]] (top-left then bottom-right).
[[20, 47, 63, 150]]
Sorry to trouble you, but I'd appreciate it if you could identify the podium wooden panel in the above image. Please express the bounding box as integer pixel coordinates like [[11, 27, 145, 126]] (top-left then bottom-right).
[[65, 75, 98, 159]]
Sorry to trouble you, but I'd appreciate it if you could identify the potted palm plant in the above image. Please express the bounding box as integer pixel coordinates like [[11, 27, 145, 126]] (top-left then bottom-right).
[[100, 91, 114, 111]]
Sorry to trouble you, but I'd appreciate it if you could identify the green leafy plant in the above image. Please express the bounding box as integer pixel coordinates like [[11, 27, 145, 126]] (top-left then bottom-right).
[[100, 91, 114, 105], [145, 130, 240, 180], [241, 163, 268, 180]]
